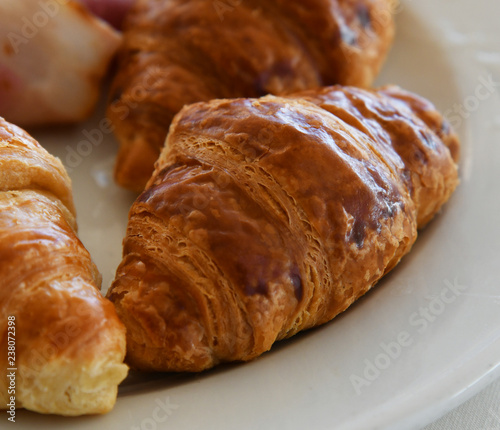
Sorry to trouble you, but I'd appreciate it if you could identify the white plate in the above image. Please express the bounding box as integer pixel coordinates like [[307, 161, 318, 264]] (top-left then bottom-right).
[[18, 0, 500, 428]]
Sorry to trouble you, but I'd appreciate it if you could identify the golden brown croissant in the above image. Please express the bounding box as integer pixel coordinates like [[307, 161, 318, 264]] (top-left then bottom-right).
[[107, 0, 396, 191], [107, 85, 460, 372], [0, 118, 128, 416]]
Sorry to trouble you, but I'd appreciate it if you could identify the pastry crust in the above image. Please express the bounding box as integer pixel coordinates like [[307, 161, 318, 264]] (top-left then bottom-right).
[[108, 0, 396, 190], [0, 118, 128, 415], [107, 85, 460, 372]]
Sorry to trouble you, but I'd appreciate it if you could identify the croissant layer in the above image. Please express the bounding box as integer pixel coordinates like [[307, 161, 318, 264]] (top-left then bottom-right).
[[0, 118, 128, 415], [108, 0, 396, 190], [108, 86, 459, 372]]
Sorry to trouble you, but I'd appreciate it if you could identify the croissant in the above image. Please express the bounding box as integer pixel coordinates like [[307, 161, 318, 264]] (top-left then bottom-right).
[[107, 0, 396, 191], [107, 85, 460, 372], [0, 118, 128, 415]]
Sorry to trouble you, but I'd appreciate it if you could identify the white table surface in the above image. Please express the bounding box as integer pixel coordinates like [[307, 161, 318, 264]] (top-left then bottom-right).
[[424, 377, 500, 429]]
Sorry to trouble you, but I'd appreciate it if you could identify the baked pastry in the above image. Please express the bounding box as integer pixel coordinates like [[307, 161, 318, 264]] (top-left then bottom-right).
[[107, 0, 396, 190], [0, 118, 128, 415], [0, 1, 121, 127], [107, 85, 460, 372]]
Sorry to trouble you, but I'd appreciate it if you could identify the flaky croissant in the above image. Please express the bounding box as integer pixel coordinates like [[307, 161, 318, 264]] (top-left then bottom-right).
[[108, 0, 396, 190], [107, 85, 460, 372], [0, 118, 128, 415]]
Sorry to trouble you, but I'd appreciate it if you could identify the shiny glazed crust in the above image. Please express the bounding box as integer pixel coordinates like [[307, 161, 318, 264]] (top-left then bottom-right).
[[0, 118, 128, 415], [108, 0, 396, 190], [107, 85, 460, 372]]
